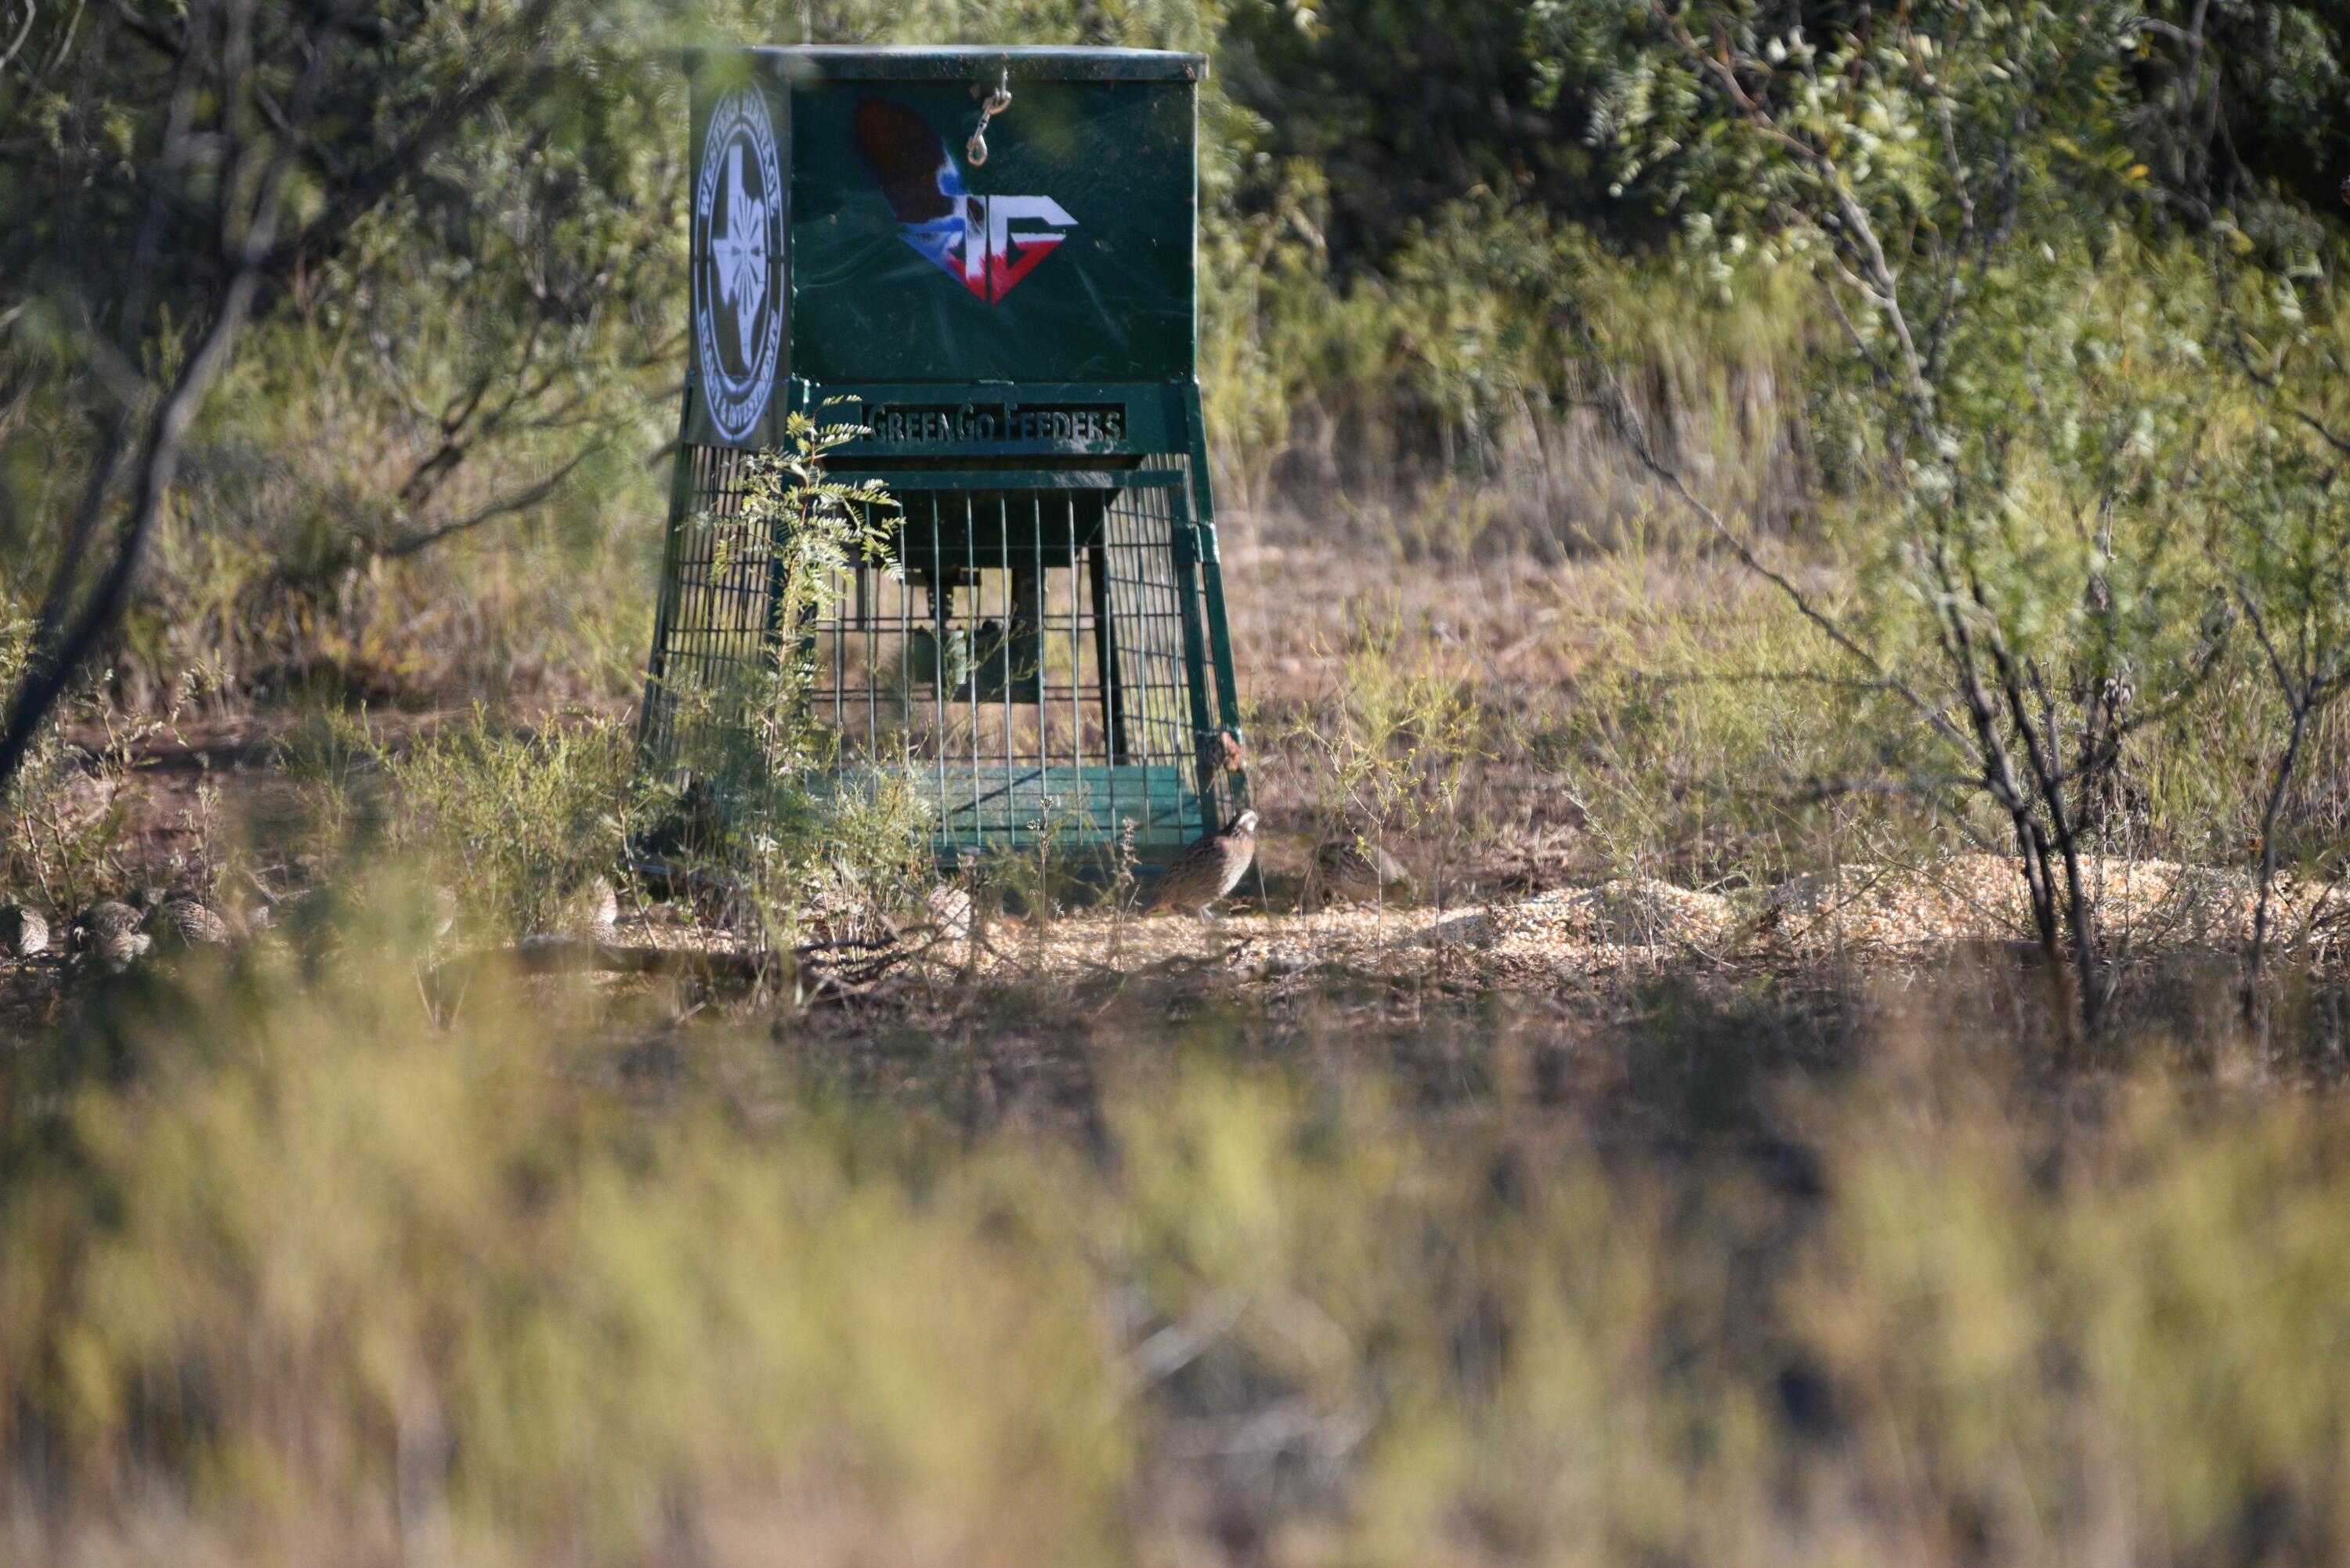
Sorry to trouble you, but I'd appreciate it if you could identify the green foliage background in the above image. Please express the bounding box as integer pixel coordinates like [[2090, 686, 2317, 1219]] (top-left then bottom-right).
[[12, 0, 2349, 704]]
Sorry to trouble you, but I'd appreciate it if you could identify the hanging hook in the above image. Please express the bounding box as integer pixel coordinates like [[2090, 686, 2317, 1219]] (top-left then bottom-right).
[[966, 70, 1013, 166]]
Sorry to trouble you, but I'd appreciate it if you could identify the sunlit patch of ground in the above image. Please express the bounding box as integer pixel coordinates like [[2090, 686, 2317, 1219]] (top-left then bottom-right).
[[587, 857, 2350, 999]]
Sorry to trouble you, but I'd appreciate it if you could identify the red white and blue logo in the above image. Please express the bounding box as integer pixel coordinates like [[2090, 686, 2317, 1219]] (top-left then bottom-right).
[[854, 98, 1076, 304]]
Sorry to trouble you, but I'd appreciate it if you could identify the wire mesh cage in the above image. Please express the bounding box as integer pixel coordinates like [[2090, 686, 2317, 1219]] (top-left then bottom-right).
[[640, 45, 1244, 869], [641, 457, 1241, 862]]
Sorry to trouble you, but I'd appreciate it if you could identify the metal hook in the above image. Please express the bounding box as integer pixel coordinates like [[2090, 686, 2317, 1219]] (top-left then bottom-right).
[[966, 70, 1013, 165]]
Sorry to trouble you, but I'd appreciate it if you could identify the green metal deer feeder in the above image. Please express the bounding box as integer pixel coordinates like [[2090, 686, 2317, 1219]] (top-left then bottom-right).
[[639, 45, 1247, 868]]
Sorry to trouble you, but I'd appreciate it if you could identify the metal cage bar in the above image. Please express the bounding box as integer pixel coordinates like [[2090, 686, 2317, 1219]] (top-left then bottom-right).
[[642, 456, 1235, 864]]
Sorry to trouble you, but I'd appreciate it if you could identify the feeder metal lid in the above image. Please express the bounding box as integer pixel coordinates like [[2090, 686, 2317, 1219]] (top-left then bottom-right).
[[686, 45, 1207, 83]]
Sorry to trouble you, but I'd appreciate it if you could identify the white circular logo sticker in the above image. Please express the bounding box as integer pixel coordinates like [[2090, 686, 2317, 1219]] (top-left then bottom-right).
[[693, 85, 784, 443]]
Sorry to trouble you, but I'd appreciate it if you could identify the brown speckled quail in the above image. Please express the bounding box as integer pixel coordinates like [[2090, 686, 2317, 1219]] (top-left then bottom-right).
[[140, 888, 236, 949], [1308, 836, 1414, 910], [1146, 810, 1260, 920], [0, 904, 49, 958], [70, 901, 152, 973], [577, 876, 620, 941]]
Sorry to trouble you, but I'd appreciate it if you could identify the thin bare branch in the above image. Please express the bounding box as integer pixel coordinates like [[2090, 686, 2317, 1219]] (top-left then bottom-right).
[[1593, 362, 1970, 761], [374, 445, 596, 559]]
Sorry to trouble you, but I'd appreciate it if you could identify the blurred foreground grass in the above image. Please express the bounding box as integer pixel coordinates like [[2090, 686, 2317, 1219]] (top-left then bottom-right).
[[5, 888, 2350, 1566]]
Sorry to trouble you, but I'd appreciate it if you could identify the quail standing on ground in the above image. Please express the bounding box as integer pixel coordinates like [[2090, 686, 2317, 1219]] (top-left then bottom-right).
[[578, 876, 620, 942], [1308, 836, 1414, 910], [924, 883, 974, 942], [0, 904, 49, 959], [140, 888, 237, 949], [70, 901, 152, 973], [1146, 810, 1260, 921]]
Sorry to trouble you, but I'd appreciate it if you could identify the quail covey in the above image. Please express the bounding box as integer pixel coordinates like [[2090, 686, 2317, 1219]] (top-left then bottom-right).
[[1147, 810, 1260, 920], [0, 904, 49, 959]]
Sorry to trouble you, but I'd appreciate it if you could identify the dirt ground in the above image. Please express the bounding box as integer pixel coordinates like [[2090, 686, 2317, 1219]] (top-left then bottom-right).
[[13, 541, 2341, 1036]]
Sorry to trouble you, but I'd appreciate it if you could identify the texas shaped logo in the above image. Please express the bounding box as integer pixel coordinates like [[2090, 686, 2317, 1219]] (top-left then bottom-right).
[[709, 141, 769, 364], [853, 98, 1075, 304]]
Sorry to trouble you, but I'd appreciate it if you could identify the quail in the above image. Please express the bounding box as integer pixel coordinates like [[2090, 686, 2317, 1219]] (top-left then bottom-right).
[[1146, 810, 1260, 920], [1309, 836, 1414, 910], [924, 883, 974, 941], [140, 888, 236, 949], [0, 904, 49, 959], [70, 901, 152, 973], [577, 876, 620, 941]]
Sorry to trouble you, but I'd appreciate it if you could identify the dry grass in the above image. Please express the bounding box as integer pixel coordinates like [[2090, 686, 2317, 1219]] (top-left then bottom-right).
[[7, 907, 2350, 1567]]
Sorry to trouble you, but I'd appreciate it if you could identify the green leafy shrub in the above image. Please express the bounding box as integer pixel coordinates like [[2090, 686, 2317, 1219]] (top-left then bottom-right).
[[381, 710, 634, 941], [645, 413, 928, 946]]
